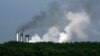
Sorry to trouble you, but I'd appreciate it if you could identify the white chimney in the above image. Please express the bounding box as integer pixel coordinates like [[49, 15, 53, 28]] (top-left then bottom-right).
[[20, 34, 23, 42], [16, 33, 19, 42], [25, 35, 29, 43]]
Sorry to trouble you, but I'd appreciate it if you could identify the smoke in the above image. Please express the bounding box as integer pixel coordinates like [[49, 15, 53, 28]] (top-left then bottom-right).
[[65, 11, 90, 41], [17, 0, 100, 43], [16, 11, 47, 33]]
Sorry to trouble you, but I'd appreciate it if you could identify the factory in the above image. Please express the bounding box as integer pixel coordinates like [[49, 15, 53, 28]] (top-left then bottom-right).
[[16, 33, 30, 42]]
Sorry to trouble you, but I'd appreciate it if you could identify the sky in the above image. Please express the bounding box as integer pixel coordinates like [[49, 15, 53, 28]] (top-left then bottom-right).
[[0, 0, 53, 43], [0, 0, 100, 43]]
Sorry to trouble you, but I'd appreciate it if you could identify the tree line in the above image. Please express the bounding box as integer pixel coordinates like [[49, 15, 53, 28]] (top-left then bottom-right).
[[0, 41, 100, 56]]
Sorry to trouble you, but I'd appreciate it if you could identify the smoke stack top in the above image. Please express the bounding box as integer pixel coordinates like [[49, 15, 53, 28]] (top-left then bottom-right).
[[20, 34, 23, 36], [25, 35, 29, 37]]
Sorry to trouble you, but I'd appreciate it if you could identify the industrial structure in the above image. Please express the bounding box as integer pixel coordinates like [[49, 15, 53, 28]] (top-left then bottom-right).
[[16, 33, 30, 42], [25, 35, 29, 43]]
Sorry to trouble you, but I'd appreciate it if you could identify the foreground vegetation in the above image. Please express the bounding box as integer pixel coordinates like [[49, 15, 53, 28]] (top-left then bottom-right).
[[0, 41, 100, 56]]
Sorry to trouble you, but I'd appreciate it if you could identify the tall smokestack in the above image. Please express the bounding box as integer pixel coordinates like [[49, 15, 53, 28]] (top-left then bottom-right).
[[20, 34, 23, 42], [25, 35, 29, 43], [16, 33, 19, 42]]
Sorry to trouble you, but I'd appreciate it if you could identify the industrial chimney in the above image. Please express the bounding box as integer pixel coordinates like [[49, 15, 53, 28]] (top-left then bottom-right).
[[25, 35, 29, 42], [20, 34, 23, 42], [16, 33, 19, 42]]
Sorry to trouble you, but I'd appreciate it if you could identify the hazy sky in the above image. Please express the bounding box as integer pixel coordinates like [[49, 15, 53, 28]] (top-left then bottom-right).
[[0, 0, 53, 43], [0, 0, 100, 43]]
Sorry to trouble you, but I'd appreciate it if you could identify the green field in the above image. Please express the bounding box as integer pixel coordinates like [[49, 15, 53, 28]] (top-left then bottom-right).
[[0, 41, 100, 56]]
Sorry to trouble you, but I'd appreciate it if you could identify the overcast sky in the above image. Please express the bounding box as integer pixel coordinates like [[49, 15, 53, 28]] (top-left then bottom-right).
[[0, 0, 54, 43]]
